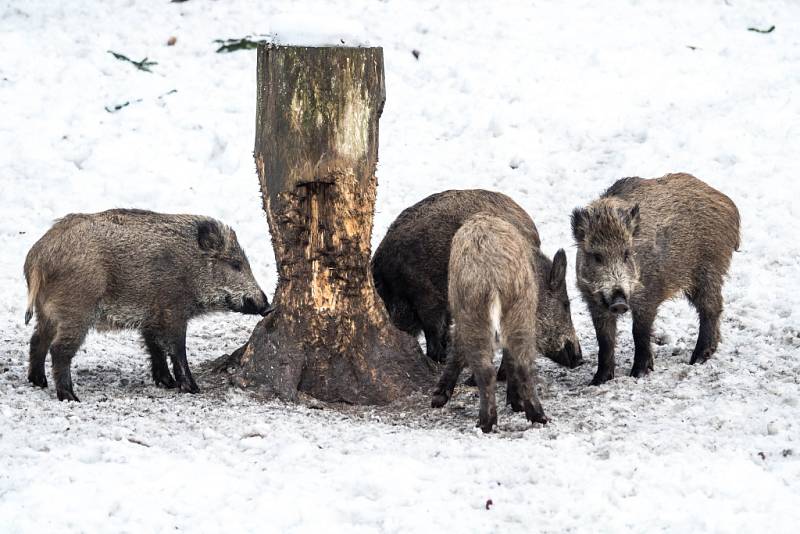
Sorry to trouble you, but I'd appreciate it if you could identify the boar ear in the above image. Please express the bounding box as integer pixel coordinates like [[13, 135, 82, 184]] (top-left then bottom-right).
[[571, 208, 587, 243], [625, 204, 640, 236], [549, 248, 568, 290], [197, 220, 224, 252]]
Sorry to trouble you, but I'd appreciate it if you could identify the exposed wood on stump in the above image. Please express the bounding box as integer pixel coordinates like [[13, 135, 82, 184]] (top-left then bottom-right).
[[213, 45, 434, 404]]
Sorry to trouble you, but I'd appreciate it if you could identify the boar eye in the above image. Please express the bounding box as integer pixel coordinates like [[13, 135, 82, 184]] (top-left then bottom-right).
[[230, 260, 243, 271], [624, 249, 631, 261], [593, 253, 603, 264]]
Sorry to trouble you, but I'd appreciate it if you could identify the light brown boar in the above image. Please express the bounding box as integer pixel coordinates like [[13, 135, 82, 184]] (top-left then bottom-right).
[[24, 209, 271, 401], [571, 173, 740, 385], [431, 213, 549, 432]]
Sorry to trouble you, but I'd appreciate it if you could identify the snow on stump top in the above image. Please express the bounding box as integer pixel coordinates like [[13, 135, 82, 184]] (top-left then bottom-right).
[[266, 14, 371, 47]]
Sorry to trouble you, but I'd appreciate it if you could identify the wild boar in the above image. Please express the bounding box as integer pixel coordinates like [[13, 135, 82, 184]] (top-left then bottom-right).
[[24, 209, 271, 401], [431, 213, 549, 432], [571, 173, 740, 385], [371, 189, 582, 369]]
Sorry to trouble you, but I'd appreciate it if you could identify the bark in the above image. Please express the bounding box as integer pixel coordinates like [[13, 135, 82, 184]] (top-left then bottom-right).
[[212, 44, 434, 404]]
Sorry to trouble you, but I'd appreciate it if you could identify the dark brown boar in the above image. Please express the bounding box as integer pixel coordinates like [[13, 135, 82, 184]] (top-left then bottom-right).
[[371, 189, 582, 369], [24, 209, 271, 401], [431, 213, 548, 432], [571, 173, 740, 385]]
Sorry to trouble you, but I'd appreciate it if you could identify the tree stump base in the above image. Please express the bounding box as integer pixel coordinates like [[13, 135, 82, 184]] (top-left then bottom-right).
[[215, 307, 434, 405]]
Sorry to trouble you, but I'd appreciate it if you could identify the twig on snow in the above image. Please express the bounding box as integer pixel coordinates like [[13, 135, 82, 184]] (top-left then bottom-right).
[[104, 89, 177, 113], [747, 25, 775, 34], [214, 37, 264, 53], [107, 50, 158, 72]]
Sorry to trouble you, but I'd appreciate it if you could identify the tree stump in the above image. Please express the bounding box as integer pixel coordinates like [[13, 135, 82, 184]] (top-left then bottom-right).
[[213, 45, 434, 405]]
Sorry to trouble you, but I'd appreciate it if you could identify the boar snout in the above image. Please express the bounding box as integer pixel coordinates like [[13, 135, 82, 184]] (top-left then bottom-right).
[[608, 290, 629, 315], [564, 340, 584, 368], [545, 339, 584, 368], [239, 290, 270, 315], [256, 291, 274, 316]]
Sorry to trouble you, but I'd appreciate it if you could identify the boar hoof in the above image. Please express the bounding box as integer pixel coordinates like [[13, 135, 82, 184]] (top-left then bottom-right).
[[155, 375, 177, 389], [56, 387, 80, 402], [523, 401, 548, 425], [590, 369, 614, 386], [28, 372, 48, 388], [431, 392, 450, 408], [629, 365, 651, 378], [689, 348, 714, 365], [178, 379, 199, 394], [477, 411, 498, 433]]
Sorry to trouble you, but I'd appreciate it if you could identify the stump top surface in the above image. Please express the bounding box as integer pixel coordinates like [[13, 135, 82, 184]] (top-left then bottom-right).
[[259, 43, 382, 53]]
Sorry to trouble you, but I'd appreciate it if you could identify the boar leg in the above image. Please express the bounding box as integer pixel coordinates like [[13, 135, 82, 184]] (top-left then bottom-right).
[[459, 330, 498, 433], [630, 306, 657, 378], [158, 327, 199, 394], [142, 330, 177, 388], [420, 313, 448, 363], [503, 350, 523, 412], [496, 352, 508, 381], [423, 328, 447, 363], [689, 283, 723, 365], [473, 357, 498, 433], [465, 349, 508, 387], [590, 310, 617, 386], [504, 340, 547, 425], [49, 324, 87, 402], [431, 348, 464, 408], [28, 313, 54, 388]]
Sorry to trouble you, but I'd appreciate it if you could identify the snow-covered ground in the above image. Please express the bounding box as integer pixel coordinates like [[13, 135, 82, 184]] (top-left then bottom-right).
[[2, 0, 799, 531]]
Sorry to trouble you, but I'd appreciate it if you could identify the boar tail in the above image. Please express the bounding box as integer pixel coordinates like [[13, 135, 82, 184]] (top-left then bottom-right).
[[24, 267, 41, 325], [489, 292, 502, 338]]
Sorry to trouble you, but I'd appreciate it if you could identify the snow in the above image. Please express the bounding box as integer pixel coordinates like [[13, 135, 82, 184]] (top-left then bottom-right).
[[268, 14, 371, 47], [1, 0, 800, 532]]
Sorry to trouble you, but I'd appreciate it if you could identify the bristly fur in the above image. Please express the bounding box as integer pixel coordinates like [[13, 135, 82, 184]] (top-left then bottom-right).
[[22, 209, 269, 401], [372, 189, 582, 368], [601, 176, 644, 198], [432, 213, 548, 432], [572, 172, 741, 385], [572, 202, 638, 250]]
